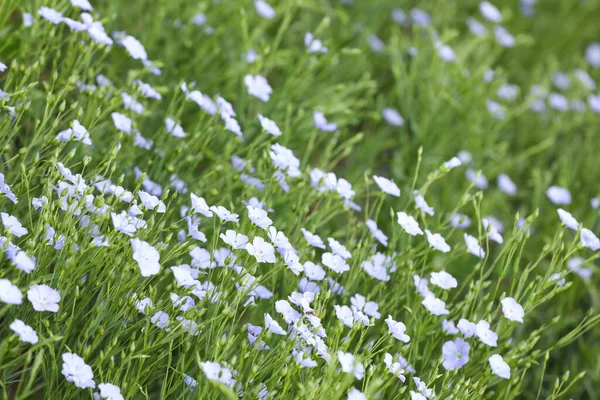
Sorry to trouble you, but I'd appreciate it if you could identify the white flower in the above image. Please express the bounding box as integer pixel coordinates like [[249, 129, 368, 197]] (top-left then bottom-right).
[[151, 311, 170, 330], [179, 318, 201, 336], [71, 0, 93, 11], [305, 32, 328, 53], [366, 219, 389, 247], [138, 191, 166, 213], [430, 271, 457, 290], [27, 284, 60, 312], [57, 120, 92, 145], [384, 353, 406, 382], [568, 257, 592, 279], [409, 271, 430, 295], [86, 17, 113, 46], [165, 118, 186, 138], [548, 93, 568, 111], [111, 211, 145, 236], [466, 168, 489, 189], [135, 80, 161, 100], [457, 150, 473, 163], [480, 1, 503, 22], [244, 74, 272, 102], [244, 49, 258, 64], [62, 353, 96, 389], [209, 206, 239, 223], [122, 35, 147, 60], [220, 230, 248, 249], [190, 194, 212, 217], [397, 212, 423, 236], [269, 144, 301, 177], [247, 206, 273, 230], [467, 17, 488, 37], [410, 8, 432, 26], [23, 12, 34, 27], [301, 228, 326, 249], [131, 239, 161, 277], [414, 192, 434, 216], [170, 265, 199, 288], [410, 392, 427, 400], [338, 352, 364, 380], [303, 262, 325, 281], [482, 217, 503, 244], [581, 228, 600, 251], [171, 293, 195, 312], [134, 296, 153, 314], [187, 217, 207, 242], [457, 318, 477, 338], [476, 320, 498, 347], [585, 43, 600, 69], [575, 69, 596, 90], [98, 383, 124, 400], [557, 208, 579, 230], [246, 237, 276, 263], [184, 375, 198, 392], [494, 25, 515, 48], [391, 9, 407, 25], [336, 178, 355, 200], [422, 295, 449, 316], [31, 196, 47, 212], [442, 320, 459, 335], [12, 250, 36, 273], [488, 354, 510, 379], [328, 238, 352, 259], [264, 313, 286, 335], [39, 6, 63, 24], [436, 43, 456, 63], [268, 227, 291, 251], [335, 305, 355, 327], [450, 213, 471, 229], [200, 362, 235, 387], [444, 157, 462, 169], [0, 279, 22, 304], [385, 315, 410, 342], [0, 173, 18, 204], [1, 213, 28, 237], [497, 173, 516, 196], [111, 112, 132, 134], [497, 83, 519, 101], [545, 186, 571, 205], [351, 294, 381, 319], [550, 272, 566, 287], [464, 233, 486, 258], [425, 230, 451, 253], [501, 297, 524, 323], [348, 388, 367, 400], [551, 72, 570, 91], [442, 338, 470, 371], [364, 32, 385, 52], [382, 108, 404, 126], [258, 114, 282, 136], [373, 175, 400, 197], [10, 319, 38, 344], [187, 90, 217, 115], [313, 111, 337, 132], [255, 0, 275, 19], [413, 377, 435, 398], [322, 252, 349, 273]]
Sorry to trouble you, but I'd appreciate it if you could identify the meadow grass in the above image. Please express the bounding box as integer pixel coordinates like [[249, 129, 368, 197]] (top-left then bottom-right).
[[1, 0, 600, 399]]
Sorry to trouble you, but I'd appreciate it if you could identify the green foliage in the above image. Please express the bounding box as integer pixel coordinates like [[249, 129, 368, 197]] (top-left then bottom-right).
[[1, 0, 600, 399]]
